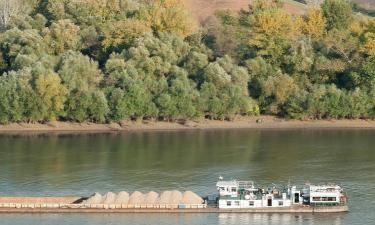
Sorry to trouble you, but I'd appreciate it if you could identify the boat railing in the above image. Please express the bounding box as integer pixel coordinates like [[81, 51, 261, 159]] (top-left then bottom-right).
[[310, 202, 347, 207], [238, 181, 255, 189]]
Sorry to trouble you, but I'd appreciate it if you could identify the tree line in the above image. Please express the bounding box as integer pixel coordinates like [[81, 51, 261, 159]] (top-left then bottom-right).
[[0, 0, 374, 124]]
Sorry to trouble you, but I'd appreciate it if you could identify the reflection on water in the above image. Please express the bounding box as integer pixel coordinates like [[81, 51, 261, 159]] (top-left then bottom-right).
[[0, 213, 347, 225], [0, 129, 374, 225], [218, 213, 346, 225]]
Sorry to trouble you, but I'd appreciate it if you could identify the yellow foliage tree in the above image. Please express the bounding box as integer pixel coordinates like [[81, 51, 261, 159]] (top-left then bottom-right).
[[350, 18, 375, 58], [297, 8, 326, 39], [248, 7, 294, 63], [363, 35, 375, 58], [35, 72, 68, 120], [86, 0, 122, 19], [251, 0, 283, 13], [139, 0, 198, 38], [361, 19, 375, 58], [102, 18, 152, 50]]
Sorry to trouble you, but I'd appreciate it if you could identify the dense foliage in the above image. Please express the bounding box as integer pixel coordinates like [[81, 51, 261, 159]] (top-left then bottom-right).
[[207, 0, 375, 119], [0, 0, 374, 123]]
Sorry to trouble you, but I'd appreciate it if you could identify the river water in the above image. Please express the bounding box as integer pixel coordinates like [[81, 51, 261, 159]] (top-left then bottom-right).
[[0, 129, 374, 225]]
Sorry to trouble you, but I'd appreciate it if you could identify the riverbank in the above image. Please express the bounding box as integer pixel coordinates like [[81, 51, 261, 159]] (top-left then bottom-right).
[[1, 116, 375, 132]]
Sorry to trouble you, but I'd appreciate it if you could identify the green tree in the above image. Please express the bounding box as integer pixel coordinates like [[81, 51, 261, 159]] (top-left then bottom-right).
[[259, 74, 299, 114], [58, 51, 102, 91], [43, 19, 81, 54], [168, 73, 199, 119], [89, 90, 109, 122], [0, 28, 48, 71], [65, 90, 92, 122], [322, 0, 352, 30], [107, 87, 127, 121], [0, 69, 32, 123]]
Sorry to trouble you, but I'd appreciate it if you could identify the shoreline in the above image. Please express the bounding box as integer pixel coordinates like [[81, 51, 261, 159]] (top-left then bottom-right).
[[1, 116, 375, 133]]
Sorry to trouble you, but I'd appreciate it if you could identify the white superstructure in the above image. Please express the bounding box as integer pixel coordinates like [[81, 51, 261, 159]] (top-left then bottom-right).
[[215, 178, 347, 209], [304, 184, 344, 206]]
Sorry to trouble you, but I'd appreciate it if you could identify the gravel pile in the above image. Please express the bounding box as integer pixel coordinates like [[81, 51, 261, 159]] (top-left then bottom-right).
[[170, 190, 182, 204], [114, 191, 129, 204], [84, 190, 203, 205], [128, 191, 144, 205], [84, 193, 102, 204], [143, 191, 159, 204], [102, 192, 116, 204], [157, 191, 172, 204], [181, 191, 204, 204]]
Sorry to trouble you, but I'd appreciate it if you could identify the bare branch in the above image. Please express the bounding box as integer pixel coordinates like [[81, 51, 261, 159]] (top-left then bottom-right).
[[0, 0, 25, 28]]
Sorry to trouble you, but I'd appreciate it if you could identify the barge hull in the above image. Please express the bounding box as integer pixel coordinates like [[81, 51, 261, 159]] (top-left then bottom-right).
[[0, 206, 348, 213]]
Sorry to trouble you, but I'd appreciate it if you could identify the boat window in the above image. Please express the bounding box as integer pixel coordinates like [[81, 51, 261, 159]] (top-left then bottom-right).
[[313, 197, 321, 201], [219, 187, 225, 191], [328, 197, 336, 201], [227, 201, 232, 206], [234, 201, 240, 206], [231, 187, 237, 192], [279, 201, 283, 206], [249, 201, 254, 206], [294, 193, 299, 203]]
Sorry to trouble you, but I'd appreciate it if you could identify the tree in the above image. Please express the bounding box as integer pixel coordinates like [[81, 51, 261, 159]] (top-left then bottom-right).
[[319, 29, 360, 89], [58, 51, 102, 91], [359, 58, 375, 89], [139, 0, 198, 38], [89, 90, 109, 122], [65, 90, 92, 122], [183, 51, 208, 81], [107, 87, 127, 121], [259, 74, 299, 114], [0, 0, 30, 28], [102, 18, 151, 52], [33, 65, 67, 120], [282, 88, 309, 119], [155, 92, 175, 120], [347, 88, 371, 118], [2, 0, 375, 124], [360, 19, 375, 59], [205, 11, 241, 56], [43, 19, 81, 54], [203, 56, 249, 94], [246, 4, 295, 65], [0, 69, 31, 123], [297, 7, 326, 39], [322, 0, 352, 30], [122, 81, 158, 119], [168, 73, 199, 119], [0, 28, 48, 71], [199, 82, 258, 120], [203, 61, 232, 88]]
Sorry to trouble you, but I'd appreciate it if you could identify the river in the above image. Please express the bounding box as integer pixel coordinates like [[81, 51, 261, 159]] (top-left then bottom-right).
[[0, 129, 374, 225]]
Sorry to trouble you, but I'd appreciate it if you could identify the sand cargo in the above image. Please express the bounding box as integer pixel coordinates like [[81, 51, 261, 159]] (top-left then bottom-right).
[[0, 178, 348, 213]]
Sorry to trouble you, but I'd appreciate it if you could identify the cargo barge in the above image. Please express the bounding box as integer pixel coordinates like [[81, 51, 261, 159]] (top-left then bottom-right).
[[0, 178, 348, 213]]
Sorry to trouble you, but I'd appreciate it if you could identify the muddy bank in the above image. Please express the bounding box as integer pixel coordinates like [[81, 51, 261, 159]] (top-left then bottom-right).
[[1, 116, 375, 133]]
